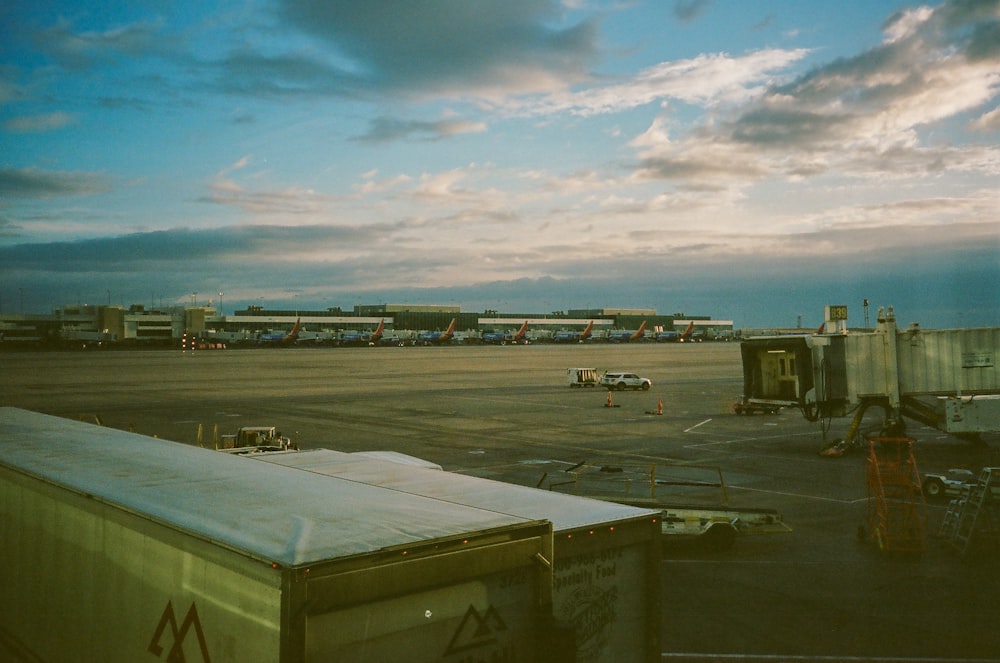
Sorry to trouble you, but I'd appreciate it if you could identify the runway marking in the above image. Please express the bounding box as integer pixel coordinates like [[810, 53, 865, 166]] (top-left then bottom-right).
[[684, 418, 712, 433]]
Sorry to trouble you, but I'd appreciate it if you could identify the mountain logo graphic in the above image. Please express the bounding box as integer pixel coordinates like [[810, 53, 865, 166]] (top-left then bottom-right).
[[445, 604, 508, 655], [147, 600, 211, 662]]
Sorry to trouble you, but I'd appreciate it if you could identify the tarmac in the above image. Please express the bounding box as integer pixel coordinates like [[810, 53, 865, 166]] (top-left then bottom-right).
[[2, 343, 999, 661]]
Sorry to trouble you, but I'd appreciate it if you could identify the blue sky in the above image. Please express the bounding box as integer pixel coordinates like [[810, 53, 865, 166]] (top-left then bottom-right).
[[1, 0, 998, 329]]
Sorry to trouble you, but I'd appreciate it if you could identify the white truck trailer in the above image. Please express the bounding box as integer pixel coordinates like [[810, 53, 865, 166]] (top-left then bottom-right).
[[248, 448, 663, 663], [0, 408, 559, 662]]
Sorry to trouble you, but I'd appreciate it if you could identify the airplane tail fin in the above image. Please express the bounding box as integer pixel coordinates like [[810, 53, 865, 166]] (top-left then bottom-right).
[[441, 318, 457, 340], [283, 318, 302, 344]]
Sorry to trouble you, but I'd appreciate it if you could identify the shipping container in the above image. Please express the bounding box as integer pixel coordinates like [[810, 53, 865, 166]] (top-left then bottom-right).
[[0, 408, 555, 662], [252, 448, 662, 663]]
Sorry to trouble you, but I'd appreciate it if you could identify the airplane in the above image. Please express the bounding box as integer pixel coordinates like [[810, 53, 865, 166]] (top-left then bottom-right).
[[258, 318, 301, 346], [656, 321, 696, 343], [482, 320, 528, 345], [340, 319, 385, 346], [416, 318, 457, 345], [607, 320, 647, 343], [552, 321, 594, 343]]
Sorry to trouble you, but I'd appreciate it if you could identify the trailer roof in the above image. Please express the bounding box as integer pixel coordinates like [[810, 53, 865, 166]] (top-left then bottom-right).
[[253, 449, 659, 532], [0, 408, 539, 567]]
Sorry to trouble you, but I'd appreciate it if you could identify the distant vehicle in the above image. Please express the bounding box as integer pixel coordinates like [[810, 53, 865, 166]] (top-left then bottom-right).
[[340, 319, 384, 346], [218, 426, 295, 453], [656, 322, 696, 343], [607, 321, 647, 343], [553, 321, 595, 343], [258, 318, 301, 346], [416, 318, 457, 345], [566, 367, 599, 387], [482, 320, 529, 345], [921, 468, 981, 500], [600, 372, 652, 391]]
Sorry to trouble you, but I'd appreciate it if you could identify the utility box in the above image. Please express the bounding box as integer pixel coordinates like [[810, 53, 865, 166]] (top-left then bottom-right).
[[254, 448, 663, 663], [0, 408, 554, 662], [939, 395, 1000, 434]]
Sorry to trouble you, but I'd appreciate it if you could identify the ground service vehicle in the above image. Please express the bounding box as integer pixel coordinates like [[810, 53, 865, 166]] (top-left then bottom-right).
[[567, 367, 599, 387], [252, 448, 662, 663], [218, 425, 294, 451], [600, 372, 652, 391], [0, 408, 560, 663]]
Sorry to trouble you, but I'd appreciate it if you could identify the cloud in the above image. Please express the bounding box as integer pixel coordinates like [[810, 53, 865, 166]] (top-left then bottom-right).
[[673, 0, 712, 23], [3, 112, 76, 133], [31, 17, 168, 70], [0, 167, 113, 199], [516, 48, 811, 117], [276, 0, 601, 97], [354, 116, 488, 143], [626, 0, 1000, 189]]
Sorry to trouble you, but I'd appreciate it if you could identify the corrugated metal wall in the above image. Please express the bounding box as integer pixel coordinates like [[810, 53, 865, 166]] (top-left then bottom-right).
[[897, 327, 1000, 395]]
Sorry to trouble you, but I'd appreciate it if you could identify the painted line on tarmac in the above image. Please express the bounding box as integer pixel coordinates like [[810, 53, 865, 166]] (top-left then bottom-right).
[[682, 431, 820, 449], [684, 418, 712, 432], [728, 484, 868, 504]]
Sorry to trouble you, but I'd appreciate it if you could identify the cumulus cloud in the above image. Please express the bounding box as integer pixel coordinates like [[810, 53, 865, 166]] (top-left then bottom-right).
[[628, 0, 1000, 189]]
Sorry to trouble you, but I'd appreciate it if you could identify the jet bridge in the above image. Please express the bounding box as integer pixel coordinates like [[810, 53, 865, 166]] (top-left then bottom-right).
[[740, 306, 1000, 441]]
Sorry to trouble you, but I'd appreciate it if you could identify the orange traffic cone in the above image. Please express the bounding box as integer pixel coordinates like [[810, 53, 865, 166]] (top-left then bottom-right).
[[606, 391, 614, 408], [657, 398, 663, 415]]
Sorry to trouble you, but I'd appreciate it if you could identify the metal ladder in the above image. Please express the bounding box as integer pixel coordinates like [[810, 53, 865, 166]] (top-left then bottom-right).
[[938, 493, 965, 540], [865, 437, 927, 554], [949, 467, 998, 556]]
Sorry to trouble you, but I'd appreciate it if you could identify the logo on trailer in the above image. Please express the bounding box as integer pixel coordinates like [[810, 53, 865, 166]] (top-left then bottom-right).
[[445, 604, 509, 656], [148, 600, 212, 662]]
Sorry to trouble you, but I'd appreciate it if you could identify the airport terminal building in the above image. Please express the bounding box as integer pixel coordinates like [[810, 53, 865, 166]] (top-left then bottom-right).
[[0, 302, 735, 348]]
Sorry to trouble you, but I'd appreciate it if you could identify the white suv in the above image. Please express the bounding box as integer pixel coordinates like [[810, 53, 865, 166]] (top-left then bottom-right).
[[600, 372, 652, 391]]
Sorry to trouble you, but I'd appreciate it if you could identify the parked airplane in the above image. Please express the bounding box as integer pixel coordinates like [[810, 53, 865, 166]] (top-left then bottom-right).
[[482, 320, 528, 345], [552, 321, 594, 343], [656, 321, 696, 343], [259, 318, 301, 346], [340, 319, 384, 346], [417, 318, 457, 345], [607, 321, 647, 343]]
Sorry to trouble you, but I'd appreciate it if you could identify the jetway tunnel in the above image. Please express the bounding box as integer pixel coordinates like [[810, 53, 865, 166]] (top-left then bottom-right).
[[740, 307, 1000, 440]]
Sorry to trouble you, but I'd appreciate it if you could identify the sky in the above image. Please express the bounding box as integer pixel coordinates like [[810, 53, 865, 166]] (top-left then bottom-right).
[[1, 0, 998, 329]]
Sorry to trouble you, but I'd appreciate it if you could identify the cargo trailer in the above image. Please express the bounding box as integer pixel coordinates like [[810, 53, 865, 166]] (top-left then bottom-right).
[[251, 448, 662, 663], [0, 408, 555, 662]]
